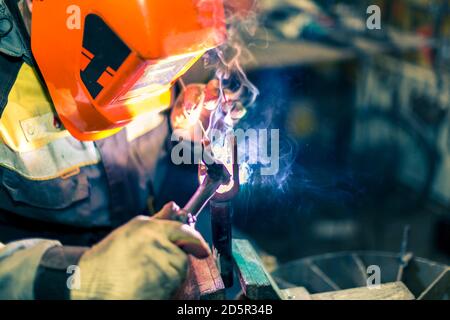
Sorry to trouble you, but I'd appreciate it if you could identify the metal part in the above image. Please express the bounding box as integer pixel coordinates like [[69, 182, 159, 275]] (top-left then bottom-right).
[[211, 201, 234, 287], [272, 251, 450, 300], [210, 136, 240, 288], [397, 225, 413, 282]]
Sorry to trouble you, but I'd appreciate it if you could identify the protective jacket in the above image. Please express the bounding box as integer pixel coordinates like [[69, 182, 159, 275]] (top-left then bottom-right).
[[0, 0, 171, 299]]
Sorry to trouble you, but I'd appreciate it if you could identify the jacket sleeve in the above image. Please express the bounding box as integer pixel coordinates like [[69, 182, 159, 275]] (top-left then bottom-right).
[[0, 239, 61, 300]]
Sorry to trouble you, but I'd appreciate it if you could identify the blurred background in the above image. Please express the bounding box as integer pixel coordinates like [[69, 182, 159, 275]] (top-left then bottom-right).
[[158, 0, 450, 271]]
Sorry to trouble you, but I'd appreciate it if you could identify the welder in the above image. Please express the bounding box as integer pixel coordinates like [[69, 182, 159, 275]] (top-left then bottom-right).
[[0, 0, 227, 299]]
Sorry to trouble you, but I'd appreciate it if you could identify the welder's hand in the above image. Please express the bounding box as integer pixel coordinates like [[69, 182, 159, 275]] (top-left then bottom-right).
[[153, 201, 187, 222], [70, 213, 210, 300], [153, 202, 209, 257]]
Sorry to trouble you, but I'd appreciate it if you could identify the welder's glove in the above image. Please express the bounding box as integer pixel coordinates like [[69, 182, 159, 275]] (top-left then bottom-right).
[[70, 203, 210, 300], [153, 201, 187, 222]]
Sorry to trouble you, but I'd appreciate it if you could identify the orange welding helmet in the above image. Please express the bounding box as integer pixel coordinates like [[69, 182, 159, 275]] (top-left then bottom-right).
[[30, 0, 226, 141]]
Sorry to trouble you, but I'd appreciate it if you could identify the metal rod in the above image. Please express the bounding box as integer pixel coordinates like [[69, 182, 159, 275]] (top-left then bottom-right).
[[210, 136, 239, 288], [211, 201, 234, 288]]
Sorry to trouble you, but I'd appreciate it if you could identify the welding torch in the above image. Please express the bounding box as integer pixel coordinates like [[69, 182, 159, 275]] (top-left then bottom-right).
[[182, 150, 231, 226], [181, 137, 239, 288]]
